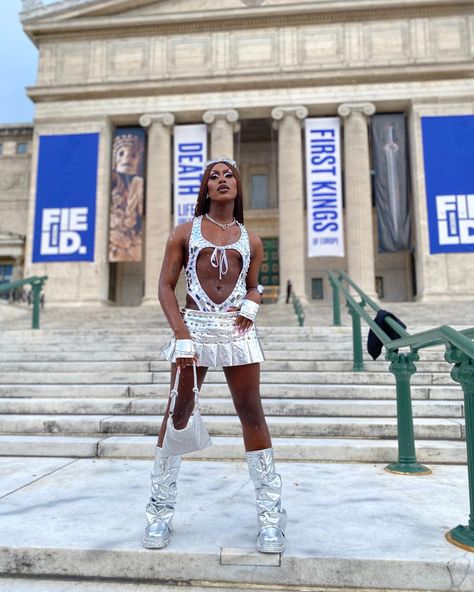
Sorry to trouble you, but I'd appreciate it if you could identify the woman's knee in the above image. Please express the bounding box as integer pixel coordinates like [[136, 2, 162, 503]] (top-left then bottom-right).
[[234, 399, 266, 428]]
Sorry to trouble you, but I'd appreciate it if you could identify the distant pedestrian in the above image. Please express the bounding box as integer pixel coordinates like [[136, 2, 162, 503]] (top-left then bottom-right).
[[286, 279, 292, 304]]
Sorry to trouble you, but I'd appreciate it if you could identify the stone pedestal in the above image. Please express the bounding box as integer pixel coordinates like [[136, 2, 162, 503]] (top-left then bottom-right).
[[203, 110, 239, 159], [271, 105, 309, 304], [338, 102, 377, 299], [139, 113, 175, 305]]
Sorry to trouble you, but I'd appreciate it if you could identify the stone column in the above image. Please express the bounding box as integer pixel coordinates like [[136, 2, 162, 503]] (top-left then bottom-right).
[[337, 102, 377, 298], [271, 105, 309, 304], [202, 109, 239, 159], [139, 113, 175, 305]]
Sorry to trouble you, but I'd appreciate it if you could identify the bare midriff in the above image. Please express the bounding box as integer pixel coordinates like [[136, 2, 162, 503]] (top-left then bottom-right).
[[185, 247, 243, 311]]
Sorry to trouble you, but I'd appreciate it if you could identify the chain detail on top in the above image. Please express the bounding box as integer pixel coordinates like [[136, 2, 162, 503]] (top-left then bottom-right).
[[185, 216, 251, 312]]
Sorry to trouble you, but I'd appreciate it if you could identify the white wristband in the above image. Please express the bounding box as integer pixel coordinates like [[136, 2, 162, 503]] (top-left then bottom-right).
[[240, 299, 259, 322], [175, 339, 195, 358]]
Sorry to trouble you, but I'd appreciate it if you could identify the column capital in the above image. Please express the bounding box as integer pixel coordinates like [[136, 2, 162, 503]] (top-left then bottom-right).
[[337, 102, 376, 118], [139, 112, 175, 128], [271, 105, 308, 123], [203, 109, 239, 125]]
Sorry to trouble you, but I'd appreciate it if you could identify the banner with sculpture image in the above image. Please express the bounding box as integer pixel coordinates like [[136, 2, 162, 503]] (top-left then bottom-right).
[[372, 114, 410, 252], [108, 127, 146, 262], [305, 117, 344, 257]]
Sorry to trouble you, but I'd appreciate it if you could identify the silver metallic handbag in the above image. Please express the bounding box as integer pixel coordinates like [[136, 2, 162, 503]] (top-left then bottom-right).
[[162, 363, 212, 456]]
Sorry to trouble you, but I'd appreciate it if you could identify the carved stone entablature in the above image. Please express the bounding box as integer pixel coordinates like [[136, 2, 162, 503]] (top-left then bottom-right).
[[0, 125, 33, 139], [21, 0, 474, 30], [30, 9, 473, 99]]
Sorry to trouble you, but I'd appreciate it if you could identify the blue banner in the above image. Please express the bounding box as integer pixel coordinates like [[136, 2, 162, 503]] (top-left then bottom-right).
[[422, 115, 474, 254], [32, 133, 99, 262]]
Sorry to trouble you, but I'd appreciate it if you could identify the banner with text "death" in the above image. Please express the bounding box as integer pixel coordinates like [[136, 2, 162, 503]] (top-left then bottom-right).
[[174, 124, 207, 227], [305, 118, 344, 257]]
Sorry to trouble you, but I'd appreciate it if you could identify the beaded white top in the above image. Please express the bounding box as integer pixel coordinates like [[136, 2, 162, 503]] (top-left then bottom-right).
[[185, 216, 251, 312]]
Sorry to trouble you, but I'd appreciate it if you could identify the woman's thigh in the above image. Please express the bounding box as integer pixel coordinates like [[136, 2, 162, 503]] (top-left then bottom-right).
[[222, 363, 265, 422]]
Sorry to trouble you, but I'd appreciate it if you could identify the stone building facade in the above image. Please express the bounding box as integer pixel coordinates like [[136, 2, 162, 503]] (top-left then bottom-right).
[[7, 0, 473, 305], [0, 124, 33, 286]]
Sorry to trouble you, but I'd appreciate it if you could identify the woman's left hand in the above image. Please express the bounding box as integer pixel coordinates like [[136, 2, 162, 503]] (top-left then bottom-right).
[[235, 314, 253, 335]]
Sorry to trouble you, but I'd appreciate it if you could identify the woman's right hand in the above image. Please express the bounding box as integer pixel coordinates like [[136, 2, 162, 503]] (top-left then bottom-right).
[[174, 333, 198, 371]]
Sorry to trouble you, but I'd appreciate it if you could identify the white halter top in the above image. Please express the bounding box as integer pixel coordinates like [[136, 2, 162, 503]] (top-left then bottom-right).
[[185, 215, 251, 312]]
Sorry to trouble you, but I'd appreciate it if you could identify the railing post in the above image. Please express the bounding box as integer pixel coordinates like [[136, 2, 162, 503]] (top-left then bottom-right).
[[347, 305, 365, 371], [330, 277, 341, 327], [385, 351, 431, 475], [31, 281, 42, 330], [291, 294, 305, 327], [445, 346, 474, 551]]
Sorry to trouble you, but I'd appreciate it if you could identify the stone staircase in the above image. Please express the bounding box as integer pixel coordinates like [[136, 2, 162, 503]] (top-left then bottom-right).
[[1, 303, 473, 592], [0, 314, 467, 465]]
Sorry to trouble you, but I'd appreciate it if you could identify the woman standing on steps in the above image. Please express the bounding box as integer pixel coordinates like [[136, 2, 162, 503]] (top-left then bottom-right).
[[142, 158, 287, 553]]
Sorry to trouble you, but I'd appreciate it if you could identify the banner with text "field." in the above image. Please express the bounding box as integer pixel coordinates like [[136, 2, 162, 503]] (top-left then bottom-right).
[[422, 115, 474, 254], [174, 124, 207, 227], [305, 118, 344, 258], [32, 133, 99, 263]]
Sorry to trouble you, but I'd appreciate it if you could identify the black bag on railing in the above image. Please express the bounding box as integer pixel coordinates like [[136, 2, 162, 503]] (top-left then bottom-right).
[[367, 310, 407, 360]]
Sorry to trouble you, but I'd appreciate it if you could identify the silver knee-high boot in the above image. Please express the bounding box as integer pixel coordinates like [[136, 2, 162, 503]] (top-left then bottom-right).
[[143, 447, 181, 549], [246, 447, 287, 553]]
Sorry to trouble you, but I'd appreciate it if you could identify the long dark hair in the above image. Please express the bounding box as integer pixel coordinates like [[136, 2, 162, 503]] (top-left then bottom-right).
[[194, 160, 244, 224]]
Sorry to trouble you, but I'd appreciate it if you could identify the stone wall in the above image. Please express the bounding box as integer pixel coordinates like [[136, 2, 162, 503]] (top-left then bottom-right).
[[0, 126, 32, 237]]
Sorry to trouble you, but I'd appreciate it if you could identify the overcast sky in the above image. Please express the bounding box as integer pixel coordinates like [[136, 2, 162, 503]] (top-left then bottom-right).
[[1, 0, 58, 124]]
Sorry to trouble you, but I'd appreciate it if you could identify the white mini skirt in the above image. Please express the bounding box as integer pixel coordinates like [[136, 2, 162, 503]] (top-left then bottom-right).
[[161, 308, 265, 368]]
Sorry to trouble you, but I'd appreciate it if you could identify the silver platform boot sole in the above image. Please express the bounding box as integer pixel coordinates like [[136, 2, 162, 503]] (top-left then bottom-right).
[[246, 447, 287, 554], [143, 447, 181, 549]]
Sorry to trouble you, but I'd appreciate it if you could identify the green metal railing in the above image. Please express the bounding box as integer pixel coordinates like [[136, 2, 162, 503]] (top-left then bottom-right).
[[291, 293, 305, 327], [328, 269, 474, 552], [0, 276, 48, 329]]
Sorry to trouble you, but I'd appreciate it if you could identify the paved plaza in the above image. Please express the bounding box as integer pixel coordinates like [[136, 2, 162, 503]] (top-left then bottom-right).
[[1, 457, 473, 591]]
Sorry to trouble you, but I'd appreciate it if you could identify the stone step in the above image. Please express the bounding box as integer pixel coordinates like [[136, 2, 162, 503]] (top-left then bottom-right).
[[0, 342, 365, 354], [0, 359, 452, 372], [0, 578, 249, 592], [0, 435, 466, 463], [0, 348, 450, 362], [0, 397, 462, 418], [0, 414, 464, 440], [0, 579, 237, 592], [0, 457, 472, 592], [0, 330, 411, 341], [0, 383, 459, 400], [0, 370, 454, 385]]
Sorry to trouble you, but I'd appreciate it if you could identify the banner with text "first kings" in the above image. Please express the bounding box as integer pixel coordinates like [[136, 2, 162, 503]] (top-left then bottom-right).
[[174, 124, 207, 227], [305, 118, 344, 258]]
